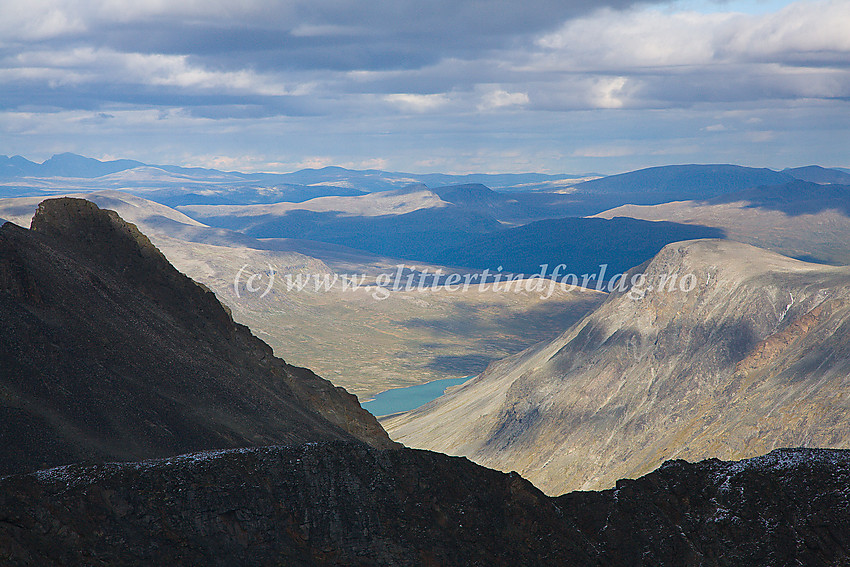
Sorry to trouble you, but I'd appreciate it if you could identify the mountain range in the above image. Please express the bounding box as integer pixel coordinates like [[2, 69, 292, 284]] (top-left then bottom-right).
[[2, 200, 850, 564], [6, 155, 850, 276], [180, 183, 726, 276], [5, 153, 849, 209], [0, 152, 593, 198], [4, 443, 850, 566], [570, 164, 795, 200]]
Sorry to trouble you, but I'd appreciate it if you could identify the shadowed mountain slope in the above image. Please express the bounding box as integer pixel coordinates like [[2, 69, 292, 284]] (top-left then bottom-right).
[[708, 180, 850, 216], [593, 180, 850, 264], [0, 198, 395, 476], [385, 239, 850, 494], [1, 444, 849, 566], [572, 164, 793, 201], [429, 216, 725, 276], [190, 203, 504, 261], [784, 165, 850, 185]]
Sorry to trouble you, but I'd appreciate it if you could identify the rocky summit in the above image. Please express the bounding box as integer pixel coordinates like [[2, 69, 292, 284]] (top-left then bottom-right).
[[0, 198, 395, 477]]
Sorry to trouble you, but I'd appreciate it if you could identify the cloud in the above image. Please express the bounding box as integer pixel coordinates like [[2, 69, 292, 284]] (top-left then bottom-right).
[[0, 0, 87, 41], [296, 156, 336, 169], [4, 0, 847, 118], [349, 157, 389, 170], [384, 93, 452, 113], [477, 89, 530, 111], [525, 0, 850, 106], [589, 77, 631, 109], [535, 0, 850, 69], [5, 46, 294, 95], [0, 0, 656, 67], [745, 130, 777, 142], [0, 0, 848, 174]]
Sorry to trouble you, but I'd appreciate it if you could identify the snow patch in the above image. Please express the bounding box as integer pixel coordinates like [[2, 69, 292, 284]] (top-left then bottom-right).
[[28, 443, 331, 488], [712, 448, 850, 489], [778, 292, 794, 323]]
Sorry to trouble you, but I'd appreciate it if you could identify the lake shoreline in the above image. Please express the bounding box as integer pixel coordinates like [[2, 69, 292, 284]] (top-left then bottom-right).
[[362, 375, 474, 417]]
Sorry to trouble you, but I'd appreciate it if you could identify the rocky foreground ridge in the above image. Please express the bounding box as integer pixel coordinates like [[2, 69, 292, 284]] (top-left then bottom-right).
[[1, 444, 849, 566]]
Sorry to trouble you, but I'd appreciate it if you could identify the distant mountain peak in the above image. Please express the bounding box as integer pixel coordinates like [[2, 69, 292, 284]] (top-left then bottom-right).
[[573, 163, 794, 199], [783, 165, 850, 184], [39, 153, 146, 178]]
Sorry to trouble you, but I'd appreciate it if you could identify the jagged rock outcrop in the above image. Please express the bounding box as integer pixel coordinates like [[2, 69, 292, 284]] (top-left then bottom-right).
[[557, 447, 850, 566], [0, 198, 395, 476], [1, 444, 849, 566], [385, 239, 850, 493]]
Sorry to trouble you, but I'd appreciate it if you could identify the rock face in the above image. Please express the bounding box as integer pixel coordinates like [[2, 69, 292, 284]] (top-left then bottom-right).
[[384, 239, 850, 494], [557, 447, 850, 566], [0, 198, 395, 477], [1, 444, 849, 566]]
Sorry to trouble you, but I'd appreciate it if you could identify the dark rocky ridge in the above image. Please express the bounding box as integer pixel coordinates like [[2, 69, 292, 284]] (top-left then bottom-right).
[[0, 198, 395, 477], [557, 447, 850, 566], [1, 444, 849, 565]]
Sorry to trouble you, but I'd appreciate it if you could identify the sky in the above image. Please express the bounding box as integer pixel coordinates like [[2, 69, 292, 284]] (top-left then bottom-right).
[[0, 0, 848, 175]]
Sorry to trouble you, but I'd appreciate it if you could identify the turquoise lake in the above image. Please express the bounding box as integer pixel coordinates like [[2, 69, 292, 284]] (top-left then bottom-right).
[[362, 376, 472, 417]]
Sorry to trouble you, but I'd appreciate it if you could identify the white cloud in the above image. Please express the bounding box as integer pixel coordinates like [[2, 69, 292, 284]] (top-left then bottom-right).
[[354, 157, 389, 170], [4, 46, 295, 95], [535, 9, 733, 69], [590, 77, 631, 109], [745, 130, 777, 142], [477, 89, 530, 111], [535, 0, 850, 70], [290, 24, 364, 37], [384, 93, 452, 112], [0, 1, 86, 40], [296, 156, 335, 169], [0, 0, 269, 38], [516, 0, 850, 109], [725, 0, 850, 58]]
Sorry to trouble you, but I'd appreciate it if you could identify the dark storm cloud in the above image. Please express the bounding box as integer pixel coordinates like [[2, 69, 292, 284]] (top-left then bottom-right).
[[13, 0, 656, 72]]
